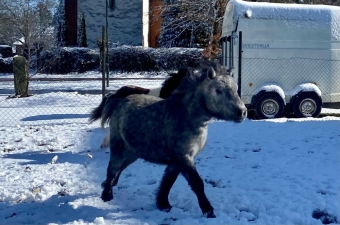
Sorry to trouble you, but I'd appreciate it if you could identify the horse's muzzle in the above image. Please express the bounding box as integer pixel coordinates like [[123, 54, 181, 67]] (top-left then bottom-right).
[[236, 107, 247, 122]]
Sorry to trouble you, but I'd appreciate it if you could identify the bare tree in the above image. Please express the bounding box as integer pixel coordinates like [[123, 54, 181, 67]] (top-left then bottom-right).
[[158, 0, 227, 58], [0, 0, 56, 96]]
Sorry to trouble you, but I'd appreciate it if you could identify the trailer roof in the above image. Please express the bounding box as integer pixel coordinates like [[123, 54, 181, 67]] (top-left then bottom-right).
[[222, 0, 340, 40], [230, 0, 340, 20]]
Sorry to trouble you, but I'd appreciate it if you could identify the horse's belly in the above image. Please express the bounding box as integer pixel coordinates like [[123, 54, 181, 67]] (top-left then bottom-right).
[[118, 100, 170, 162], [126, 144, 172, 165]]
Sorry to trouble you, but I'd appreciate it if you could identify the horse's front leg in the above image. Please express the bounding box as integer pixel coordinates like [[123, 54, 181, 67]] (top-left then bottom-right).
[[156, 164, 180, 212], [180, 158, 216, 218]]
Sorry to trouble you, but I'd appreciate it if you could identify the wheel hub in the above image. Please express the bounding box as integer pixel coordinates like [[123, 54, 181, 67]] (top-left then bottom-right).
[[261, 99, 279, 117], [299, 98, 316, 116]]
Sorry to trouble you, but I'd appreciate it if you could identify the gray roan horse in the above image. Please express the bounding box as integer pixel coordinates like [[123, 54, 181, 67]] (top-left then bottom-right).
[[98, 66, 247, 218]]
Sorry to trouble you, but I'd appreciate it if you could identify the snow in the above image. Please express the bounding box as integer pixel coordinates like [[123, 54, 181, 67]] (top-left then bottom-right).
[[253, 83, 323, 103], [0, 56, 13, 64], [254, 84, 286, 104], [0, 72, 340, 225], [288, 83, 322, 97], [223, 0, 340, 40], [0, 71, 167, 98], [230, 0, 340, 21]]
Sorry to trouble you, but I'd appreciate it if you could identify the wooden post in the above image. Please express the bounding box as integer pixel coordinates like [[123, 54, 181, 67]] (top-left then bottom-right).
[[149, 0, 163, 47], [238, 31, 242, 97], [13, 55, 28, 97], [105, 0, 109, 87], [102, 26, 106, 98]]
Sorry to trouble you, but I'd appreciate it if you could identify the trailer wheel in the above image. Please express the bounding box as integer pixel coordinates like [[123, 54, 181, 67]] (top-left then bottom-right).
[[254, 92, 285, 119], [292, 92, 322, 118]]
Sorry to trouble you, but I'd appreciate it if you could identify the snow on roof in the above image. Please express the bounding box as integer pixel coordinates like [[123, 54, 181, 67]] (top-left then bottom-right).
[[223, 0, 340, 40], [230, 0, 340, 21], [13, 37, 25, 46]]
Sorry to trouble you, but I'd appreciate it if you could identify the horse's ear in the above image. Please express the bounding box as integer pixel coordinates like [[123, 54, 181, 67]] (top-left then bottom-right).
[[207, 67, 216, 79]]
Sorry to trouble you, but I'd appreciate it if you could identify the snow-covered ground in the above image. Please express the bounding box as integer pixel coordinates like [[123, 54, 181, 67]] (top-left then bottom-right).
[[0, 72, 339, 225]]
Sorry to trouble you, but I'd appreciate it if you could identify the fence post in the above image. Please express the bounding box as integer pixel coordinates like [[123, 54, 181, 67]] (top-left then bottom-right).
[[238, 31, 242, 97], [13, 55, 28, 97], [102, 26, 106, 98], [105, 0, 109, 87]]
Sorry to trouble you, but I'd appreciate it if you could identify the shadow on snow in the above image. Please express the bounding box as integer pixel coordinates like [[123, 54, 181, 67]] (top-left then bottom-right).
[[21, 113, 90, 121]]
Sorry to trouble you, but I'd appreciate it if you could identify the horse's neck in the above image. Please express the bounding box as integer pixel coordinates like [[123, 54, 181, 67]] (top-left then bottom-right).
[[148, 87, 162, 97], [169, 93, 212, 126]]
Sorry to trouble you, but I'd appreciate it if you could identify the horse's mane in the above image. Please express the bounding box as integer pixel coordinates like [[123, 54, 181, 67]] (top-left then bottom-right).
[[159, 68, 188, 98], [160, 60, 225, 98], [170, 60, 226, 95]]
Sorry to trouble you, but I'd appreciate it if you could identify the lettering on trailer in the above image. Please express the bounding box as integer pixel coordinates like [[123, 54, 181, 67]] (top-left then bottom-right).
[[243, 43, 269, 49]]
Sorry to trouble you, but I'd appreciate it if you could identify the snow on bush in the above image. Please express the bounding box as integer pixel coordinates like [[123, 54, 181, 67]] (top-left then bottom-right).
[[40, 47, 100, 74], [0, 56, 13, 73], [109, 46, 202, 72], [39, 46, 203, 74]]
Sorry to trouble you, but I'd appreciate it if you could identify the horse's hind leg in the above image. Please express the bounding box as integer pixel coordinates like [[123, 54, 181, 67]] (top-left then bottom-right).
[[101, 146, 137, 202], [180, 161, 216, 218], [156, 164, 180, 212]]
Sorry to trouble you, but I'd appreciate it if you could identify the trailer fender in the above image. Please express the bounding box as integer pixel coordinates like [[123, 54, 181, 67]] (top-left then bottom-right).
[[251, 84, 286, 105], [290, 83, 322, 98], [290, 83, 322, 118]]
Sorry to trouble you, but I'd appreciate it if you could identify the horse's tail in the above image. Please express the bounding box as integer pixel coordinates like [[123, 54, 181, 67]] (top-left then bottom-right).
[[89, 93, 114, 123], [100, 96, 122, 128]]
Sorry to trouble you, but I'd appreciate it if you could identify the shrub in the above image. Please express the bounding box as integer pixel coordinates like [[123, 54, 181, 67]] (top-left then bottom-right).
[[39, 46, 203, 74], [109, 46, 203, 72], [40, 47, 100, 74], [0, 57, 13, 73]]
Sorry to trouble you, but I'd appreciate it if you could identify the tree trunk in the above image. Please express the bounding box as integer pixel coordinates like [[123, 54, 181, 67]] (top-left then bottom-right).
[[13, 55, 28, 97]]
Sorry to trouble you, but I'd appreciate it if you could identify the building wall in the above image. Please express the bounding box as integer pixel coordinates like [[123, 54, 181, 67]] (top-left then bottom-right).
[[78, 0, 144, 48]]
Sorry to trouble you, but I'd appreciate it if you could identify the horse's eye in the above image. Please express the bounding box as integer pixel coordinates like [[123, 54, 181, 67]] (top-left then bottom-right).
[[216, 89, 222, 95]]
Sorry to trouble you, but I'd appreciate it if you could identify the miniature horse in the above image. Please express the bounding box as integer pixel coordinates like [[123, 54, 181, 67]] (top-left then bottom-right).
[[98, 65, 247, 218]]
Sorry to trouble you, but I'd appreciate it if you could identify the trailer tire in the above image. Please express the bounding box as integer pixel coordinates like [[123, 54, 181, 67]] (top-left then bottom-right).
[[292, 92, 322, 118], [254, 92, 285, 119]]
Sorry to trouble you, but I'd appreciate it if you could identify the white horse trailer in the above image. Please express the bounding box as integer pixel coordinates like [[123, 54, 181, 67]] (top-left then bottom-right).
[[220, 0, 340, 119]]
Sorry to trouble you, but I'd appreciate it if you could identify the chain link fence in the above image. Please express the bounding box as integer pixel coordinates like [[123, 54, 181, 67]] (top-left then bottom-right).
[[0, 72, 166, 127], [1, 48, 340, 127], [0, 47, 201, 127]]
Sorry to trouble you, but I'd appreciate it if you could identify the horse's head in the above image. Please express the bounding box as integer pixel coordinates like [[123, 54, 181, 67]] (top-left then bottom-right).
[[201, 67, 247, 123]]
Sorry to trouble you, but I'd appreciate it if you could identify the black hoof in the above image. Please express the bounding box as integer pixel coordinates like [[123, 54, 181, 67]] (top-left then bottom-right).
[[160, 206, 172, 213], [204, 210, 216, 218], [157, 202, 172, 213], [101, 189, 113, 202]]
